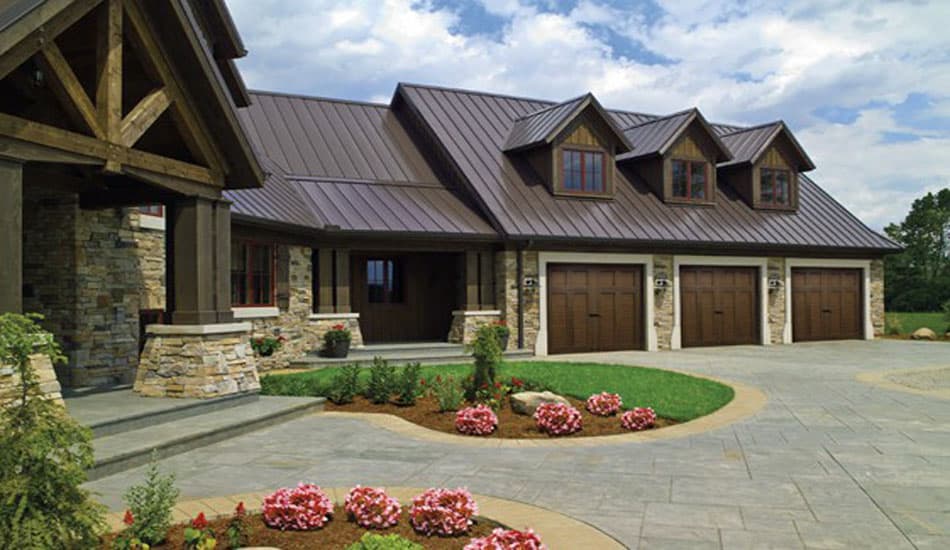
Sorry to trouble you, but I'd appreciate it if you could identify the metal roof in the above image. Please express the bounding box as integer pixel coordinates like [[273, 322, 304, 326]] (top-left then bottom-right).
[[720, 122, 816, 171], [503, 93, 633, 153], [0, 0, 44, 34], [395, 83, 898, 252], [618, 108, 731, 163]]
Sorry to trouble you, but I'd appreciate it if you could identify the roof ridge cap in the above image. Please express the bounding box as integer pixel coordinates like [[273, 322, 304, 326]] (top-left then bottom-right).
[[621, 107, 697, 131], [398, 82, 559, 106], [248, 89, 388, 108], [721, 120, 784, 136], [512, 93, 591, 122]]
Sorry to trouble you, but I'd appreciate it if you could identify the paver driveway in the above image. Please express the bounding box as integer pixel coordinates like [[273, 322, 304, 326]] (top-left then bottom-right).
[[87, 340, 950, 549]]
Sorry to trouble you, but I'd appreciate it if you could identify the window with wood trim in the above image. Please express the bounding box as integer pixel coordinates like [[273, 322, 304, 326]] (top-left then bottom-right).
[[562, 149, 606, 193], [760, 167, 791, 206], [139, 204, 164, 217], [367, 258, 403, 304], [671, 159, 709, 201], [231, 241, 274, 306]]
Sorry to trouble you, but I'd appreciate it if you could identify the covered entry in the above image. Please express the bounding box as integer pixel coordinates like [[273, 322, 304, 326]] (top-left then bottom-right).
[[791, 268, 863, 341], [680, 266, 759, 347], [546, 264, 645, 354]]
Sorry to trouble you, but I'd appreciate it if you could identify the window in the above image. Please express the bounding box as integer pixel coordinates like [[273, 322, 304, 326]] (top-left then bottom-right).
[[671, 159, 709, 201], [562, 149, 605, 193], [367, 258, 403, 303], [139, 205, 164, 217], [760, 168, 791, 206], [231, 241, 274, 306]]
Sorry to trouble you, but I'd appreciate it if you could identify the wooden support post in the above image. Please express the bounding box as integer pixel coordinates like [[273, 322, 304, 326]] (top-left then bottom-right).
[[96, 0, 122, 161], [479, 251, 495, 309], [169, 197, 217, 324], [334, 250, 351, 313], [0, 159, 23, 313], [464, 251, 479, 310], [317, 249, 334, 313], [213, 200, 233, 323], [120, 88, 171, 147]]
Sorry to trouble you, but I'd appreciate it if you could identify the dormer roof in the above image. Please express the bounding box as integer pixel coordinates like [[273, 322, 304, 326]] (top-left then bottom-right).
[[503, 92, 633, 153], [719, 121, 816, 171], [618, 108, 732, 162]]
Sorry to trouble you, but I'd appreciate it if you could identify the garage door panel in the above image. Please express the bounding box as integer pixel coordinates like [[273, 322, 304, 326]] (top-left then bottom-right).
[[681, 266, 759, 347], [792, 268, 862, 342]]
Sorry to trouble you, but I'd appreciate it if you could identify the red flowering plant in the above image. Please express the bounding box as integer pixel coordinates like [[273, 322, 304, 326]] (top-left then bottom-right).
[[262, 483, 334, 531], [465, 527, 546, 550], [323, 323, 352, 346], [183, 512, 216, 550], [455, 404, 498, 436], [345, 486, 402, 529], [621, 407, 657, 431], [585, 392, 623, 417], [225, 501, 249, 548], [409, 488, 478, 536], [533, 402, 583, 436], [112, 511, 149, 550], [250, 334, 286, 357]]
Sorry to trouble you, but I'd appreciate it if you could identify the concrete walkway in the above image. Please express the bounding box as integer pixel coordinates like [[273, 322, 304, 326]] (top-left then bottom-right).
[[87, 340, 950, 549]]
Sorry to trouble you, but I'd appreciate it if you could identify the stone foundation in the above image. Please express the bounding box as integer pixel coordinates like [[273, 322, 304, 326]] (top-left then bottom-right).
[[0, 354, 64, 406], [447, 310, 502, 344], [133, 323, 260, 398]]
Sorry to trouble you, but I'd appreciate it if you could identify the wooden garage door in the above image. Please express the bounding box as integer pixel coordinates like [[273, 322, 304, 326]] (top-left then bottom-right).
[[681, 266, 759, 347], [792, 268, 863, 342], [547, 264, 644, 354]]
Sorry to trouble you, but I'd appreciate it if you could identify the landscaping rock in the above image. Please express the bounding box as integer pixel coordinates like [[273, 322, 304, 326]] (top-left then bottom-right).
[[509, 391, 570, 416], [911, 327, 937, 340]]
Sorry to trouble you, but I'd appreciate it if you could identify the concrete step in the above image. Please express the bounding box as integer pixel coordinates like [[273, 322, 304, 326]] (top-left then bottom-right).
[[290, 348, 535, 369], [88, 396, 324, 481]]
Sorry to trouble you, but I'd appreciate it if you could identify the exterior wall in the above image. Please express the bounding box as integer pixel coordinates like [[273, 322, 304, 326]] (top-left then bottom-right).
[[495, 250, 540, 351], [870, 258, 885, 336], [447, 310, 502, 344], [767, 257, 787, 344], [0, 354, 63, 406], [653, 254, 674, 350]]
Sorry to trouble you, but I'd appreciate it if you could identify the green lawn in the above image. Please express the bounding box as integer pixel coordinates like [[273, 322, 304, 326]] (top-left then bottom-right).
[[261, 361, 735, 422], [885, 312, 948, 335]]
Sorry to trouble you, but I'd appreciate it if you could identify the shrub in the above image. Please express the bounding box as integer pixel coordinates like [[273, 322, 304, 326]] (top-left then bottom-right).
[[944, 299, 950, 326], [262, 483, 334, 530], [533, 402, 582, 436], [466, 324, 501, 401], [585, 392, 622, 416], [251, 335, 286, 357], [491, 319, 510, 345], [183, 512, 216, 550], [347, 532, 424, 550], [344, 486, 402, 529], [885, 316, 903, 336], [465, 528, 546, 549], [409, 488, 478, 536], [329, 364, 362, 404], [0, 312, 106, 548], [365, 357, 396, 404], [123, 454, 181, 545], [395, 363, 423, 406], [621, 407, 657, 431], [428, 375, 464, 412], [323, 323, 352, 348], [455, 405, 498, 436]]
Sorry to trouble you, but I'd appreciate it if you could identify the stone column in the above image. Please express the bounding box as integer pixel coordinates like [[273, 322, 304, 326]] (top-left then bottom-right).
[[0, 159, 23, 313]]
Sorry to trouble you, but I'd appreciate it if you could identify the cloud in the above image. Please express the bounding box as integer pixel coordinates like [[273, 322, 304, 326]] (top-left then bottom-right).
[[224, 0, 950, 229]]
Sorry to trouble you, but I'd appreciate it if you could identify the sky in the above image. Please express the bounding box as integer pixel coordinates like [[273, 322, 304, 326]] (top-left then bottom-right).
[[226, 0, 950, 231]]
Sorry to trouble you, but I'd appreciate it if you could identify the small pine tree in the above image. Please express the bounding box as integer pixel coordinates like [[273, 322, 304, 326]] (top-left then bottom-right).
[[466, 324, 502, 402], [0, 312, 106, 548], [123, 453, 180, 545]]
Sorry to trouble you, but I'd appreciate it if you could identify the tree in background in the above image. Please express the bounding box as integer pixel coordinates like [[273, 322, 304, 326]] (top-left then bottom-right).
[[884, 188, 950, 311]]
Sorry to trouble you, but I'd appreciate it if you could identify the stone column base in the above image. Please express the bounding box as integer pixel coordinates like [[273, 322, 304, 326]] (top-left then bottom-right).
[[448, 310, 502, 344], [307, 313, 364, 354], [0, 354, 64, 406], [133, 322, 260, 398]]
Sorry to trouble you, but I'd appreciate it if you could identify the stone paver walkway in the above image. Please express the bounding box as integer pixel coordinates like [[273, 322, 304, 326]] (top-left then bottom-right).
[[88, 340, 950, 549]]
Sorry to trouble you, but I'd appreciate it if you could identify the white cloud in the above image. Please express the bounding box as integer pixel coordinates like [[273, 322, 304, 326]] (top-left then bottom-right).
[[224, 0, 950, 229]]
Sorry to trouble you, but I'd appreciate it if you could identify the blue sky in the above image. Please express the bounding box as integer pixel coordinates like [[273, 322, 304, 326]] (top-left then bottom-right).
[[226, 0, 950, 230]]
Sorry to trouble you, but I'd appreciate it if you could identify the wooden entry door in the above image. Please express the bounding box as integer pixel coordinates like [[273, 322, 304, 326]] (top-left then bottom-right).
[[352, 253, 457, 343], [547, 264, 644, 354], [792, 268, 863, 342], [680, 266, 759, 347]]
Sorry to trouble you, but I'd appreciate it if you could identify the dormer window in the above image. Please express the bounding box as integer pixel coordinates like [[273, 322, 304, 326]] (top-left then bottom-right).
[[562, 149, 605, 193], [760, 167, 791, 206], [671, 159, 709, 201]]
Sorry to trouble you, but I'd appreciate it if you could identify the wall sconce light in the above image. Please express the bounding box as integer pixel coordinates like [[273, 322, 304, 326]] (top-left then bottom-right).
[[654, 273, 671, 291], [767, 275, 783, 290], [522, 276, 538, 288]]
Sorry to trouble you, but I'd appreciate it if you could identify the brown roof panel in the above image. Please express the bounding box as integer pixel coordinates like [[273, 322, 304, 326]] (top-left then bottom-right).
[[719, 122, 817, 171], [503, 93, 633, 153], [619, 108, 732, 162]]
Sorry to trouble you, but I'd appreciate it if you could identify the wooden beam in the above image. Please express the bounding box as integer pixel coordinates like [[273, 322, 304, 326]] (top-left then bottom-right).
[[464, 251, 479, 310], [317, 248, 334, 313], [0, 159, 23, 313], [120, 87, 171, 147], [39, 42, 105, 139], [0, 0, 103, 80], [96, 0, 122, 143], [0, 135, 102, 165], [122, 0, 223, 173]]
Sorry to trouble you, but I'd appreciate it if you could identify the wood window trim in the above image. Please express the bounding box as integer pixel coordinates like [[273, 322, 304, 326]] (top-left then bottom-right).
[[669, 158, 712, 204], [232, 240, 276, 307], [757, 167, 797, 211], [138, 204, 164, 217], [555, 145, 612, 198]]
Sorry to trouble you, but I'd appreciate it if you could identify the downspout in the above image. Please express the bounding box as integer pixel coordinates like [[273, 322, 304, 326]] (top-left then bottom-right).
[[516, 248, 524, 349]]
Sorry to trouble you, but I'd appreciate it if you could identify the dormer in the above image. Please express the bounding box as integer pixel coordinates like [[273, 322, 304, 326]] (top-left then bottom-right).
[[718, 122, 815, 211], [504, 93, 633, 198], [618, 109, 732, 205]]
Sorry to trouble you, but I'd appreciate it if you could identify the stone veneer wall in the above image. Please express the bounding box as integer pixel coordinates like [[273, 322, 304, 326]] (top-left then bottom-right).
[[870, 258, 885, 336], [652, 254, 674, 350], [495, 250, 540, 352], [767, 257, 786, 344], [0, 354, 64, 406], [447, 311, 502, 344]]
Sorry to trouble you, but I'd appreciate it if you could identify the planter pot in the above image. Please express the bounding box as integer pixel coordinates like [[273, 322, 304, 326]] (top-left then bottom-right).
[[497, 334, 509, 351], [258, 348, 275, 357], [324, 340, 350, 358]]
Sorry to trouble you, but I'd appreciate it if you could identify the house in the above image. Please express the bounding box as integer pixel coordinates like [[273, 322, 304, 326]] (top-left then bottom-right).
[[0, 0, 898, 402]]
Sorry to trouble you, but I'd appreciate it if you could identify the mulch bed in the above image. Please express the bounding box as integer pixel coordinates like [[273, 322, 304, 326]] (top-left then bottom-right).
[[103, 508, 502, 549], [327, 395, 676, 438]]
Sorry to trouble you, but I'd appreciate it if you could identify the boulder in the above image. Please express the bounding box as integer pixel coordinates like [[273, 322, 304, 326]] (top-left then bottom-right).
[[911, 327, 937, 341], [509, 391, 570, 416]]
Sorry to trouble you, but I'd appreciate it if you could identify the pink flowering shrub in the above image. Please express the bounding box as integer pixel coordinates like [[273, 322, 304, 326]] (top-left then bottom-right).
[[344, 486, 401, 529], [455, 405, 499, 436], [465, 528, 546, 550], [262, 483, 334, 530], [409, 488, 478, 536], [533, 402, 582, 436], [621, 407, 657, 431], [585, 392, 622, 416]]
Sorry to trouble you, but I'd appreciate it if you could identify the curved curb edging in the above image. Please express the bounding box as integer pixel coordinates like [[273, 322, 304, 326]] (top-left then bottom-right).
[[104, 487, 624, 550], [317, 376, 766, 447], [856, 365, 950, 400]]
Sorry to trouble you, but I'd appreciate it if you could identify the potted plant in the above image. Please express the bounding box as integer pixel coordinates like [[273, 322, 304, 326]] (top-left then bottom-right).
[[251, 335, 286, 357], [322, 323, 351, 358], [491, 319, 510, 351]]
